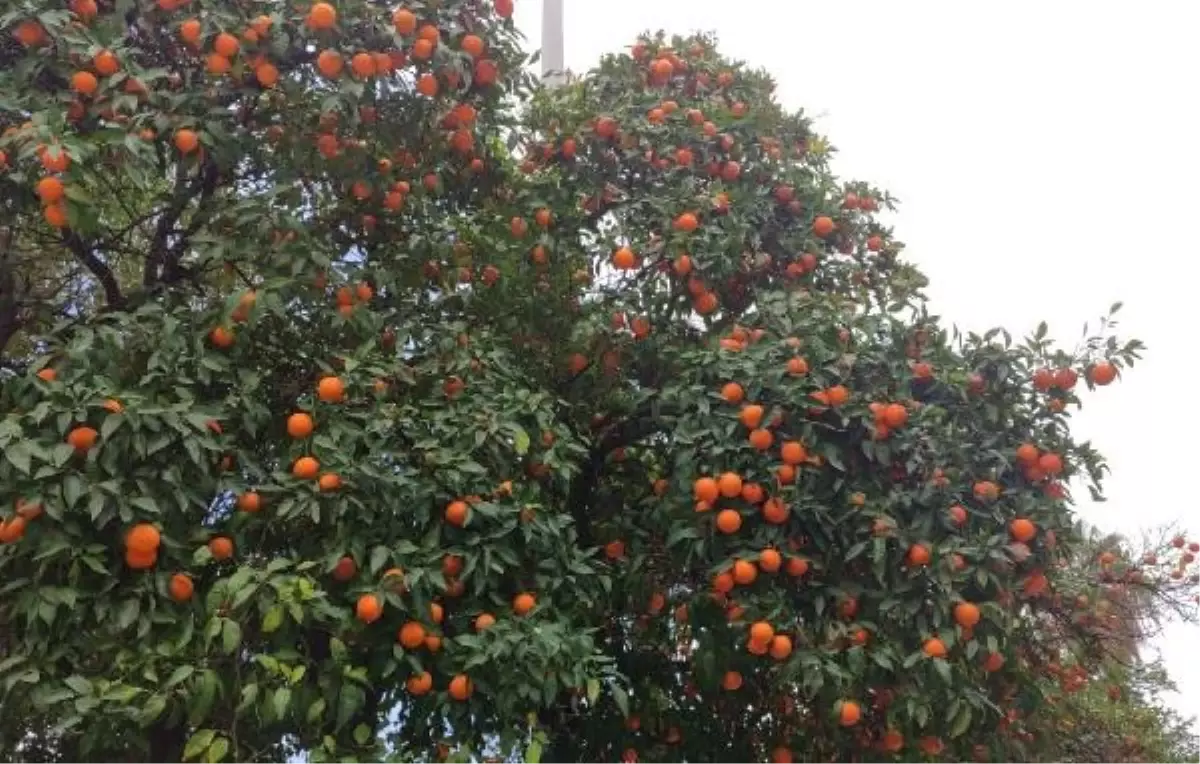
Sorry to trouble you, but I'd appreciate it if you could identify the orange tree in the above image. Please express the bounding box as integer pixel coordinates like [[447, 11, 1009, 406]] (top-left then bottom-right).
[[1, 1, 1194, 761]]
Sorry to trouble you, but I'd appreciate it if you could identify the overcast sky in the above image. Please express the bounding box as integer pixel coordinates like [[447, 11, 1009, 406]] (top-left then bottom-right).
[[512, 0, 1200, 723]]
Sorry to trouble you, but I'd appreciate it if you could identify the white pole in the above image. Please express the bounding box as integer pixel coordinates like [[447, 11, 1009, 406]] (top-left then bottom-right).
[[541, 0, 565, 87]]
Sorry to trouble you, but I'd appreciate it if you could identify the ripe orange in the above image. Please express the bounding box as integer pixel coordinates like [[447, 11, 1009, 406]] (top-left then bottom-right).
[[43, 202, 67, 228], [780, 441, 806, 465], [237, 491, 261, 512], [475, 612, 496, 631], [749, 428, 773, 450], [1015, 443, 1039, 465], [67, 425, 98, 451], [785, 557, 809, 578], [392, 8, 417, 34], [716, 509, 742, 534], [306, 2, 337, 29], [448, 674, 472, 700], [739, 404, 764, 429], [838, 700, 861, 726], [812, 216, 835, 237], [209, 536, 233, 561], [1089, 361, 1117, 386], [762, 497, 789, 524], [317, 473, 341, 492], [71, 71, 98, 95], [255, 63, 279, 87], [749, 621, 774, 644], [721, 670, 742, 691], [513, 592, 535, 615], [206, 53, 231, 75], [948, 504, 967, 527], [1010, 517, 1036, 543], [406, 670, 433, 695], [168, 573, 194, 602], [717, 472, 743, 498], [332, 556, 357, 582], [673, 212, 698, 232], [771, 746, 793, 763], [317, 376, 344, 402], [983, 652, 1005, 672], [292, 456, 319, 479], [612, 246, 637, 270], [720, 382, 744, 403], [693, 477, 719, 503], [786, 357, 809, 376], [398, 621, 426, 648], [356, 593, 383, 623], [36, 368, 57, 382], [415, 72, 438, 96], [316, 49, 344, 78], [286, 412, 314, 438], [882, 403, 907, 428], [126, 523, 161, 554], [350, 52, 375, 78], [954, 601, 981, 627], [769, 634, 792, 660], [1038, 452, 1063, 475], [759, 548, 782, 573], [36, 176, 65, 204], [0, 516, 28, 544], [445, 500, 469, 527], [923, 637, 947, 658], [174, 128, 199, 154], [213, 32, 239, 57], [126, 548, 157, 570], [732, 559, 757, 585], [712, 572, 734, 593], [905, 543, 931, 567], [429, 602, 444, 624]]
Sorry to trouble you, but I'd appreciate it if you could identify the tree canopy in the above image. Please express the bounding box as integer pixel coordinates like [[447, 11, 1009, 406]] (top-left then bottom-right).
[[1, 1, 1196, 762]]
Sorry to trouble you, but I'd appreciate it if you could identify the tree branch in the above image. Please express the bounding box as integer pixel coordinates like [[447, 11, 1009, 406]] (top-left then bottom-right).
[[62, 230, 124, 309]]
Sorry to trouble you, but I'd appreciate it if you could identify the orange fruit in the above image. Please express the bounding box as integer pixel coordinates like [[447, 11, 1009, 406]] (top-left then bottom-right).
[[673, 212, 698, 232], [445, 500, 469, 527], [213, 32, 239, 57], [732, 559, 757, 585], [715, 509, 742, 534], [66, 425, 98, 451], [786, 357, 809, 376], [356, 593, 383, 623], [168, 573, 194, 602], [1015, 443, 1039, 465], [513, 592, 535, 615], [316, 49, 344, 78], [948, 504, 967, 527], [780, 441, 806, 465], [612, 246, 637, 270], [406, 671, 433, 695], [180, 18, 202, 44], [208, 326, 234, 348], [1038, 452, 1063, 476], [838, 700, 861, 726], [43, 203, 68, 228], [255, 62, 279, 87], [882, 403, 907, 428], [306, 2, 336, 29], [286, 412, 314, 438], [1089, 361, 1117, 386], [812, 216, 835, 237], [392, 8, 417, 34], [237, 491, 261, 512], [398, 621, 426, 648], [717, 472, 743, 499], [475, 612, 496, 631], [720, 382, 744, 403], [749, 621, 774, 644], [429, 602, 444, 624], [350, 52, 375, 78], [1010, 517, 1036, 543], [954, 601, 981, 628], [923, 637, 947, 658], [448, 674, 472, 700], [721, 670, 742, 691], [317, 473, 341, 492], [126, 548, 157, 570], [0, 516, 28, 544], [36, 368, 58, 382], [762, 497, 789, 524], [317, 376, 344, 402], [749, 428, 773, 451], [739, 404, 764, 429], [416, 73, 437, 96], [71, 71, 98, 95], [785, 557, 809, 577], [174, 128, 199, 154], [759, 548, 782, 573], [292, 456, 319, 479], [983, 652, 1005, 672], [209, 536, 233, 560], [126, 523, 161, 554], [36, 176, 65, 204], [206, 53, 231, 75], [769, 634, 792, 660], [693, 477, 719, 503], [906, 543, 931, 567], [332, 556, 357, 582]]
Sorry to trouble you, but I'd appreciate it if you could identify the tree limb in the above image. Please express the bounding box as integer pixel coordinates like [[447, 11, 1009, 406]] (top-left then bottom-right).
[[62, 230, 124, 309]]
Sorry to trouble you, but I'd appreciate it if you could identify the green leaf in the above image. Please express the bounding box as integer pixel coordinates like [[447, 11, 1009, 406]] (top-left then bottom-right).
[[352, 723, 371, 745], [261, 605, 284, 633], [166, 665, 195, 688], [4, 441, 32, 474], [221, 620, 242, 654], [184, 729, 215, 761], [950, 704, 973, 738], [64, 675, 92, 695], [612, 685, 629, 718], [273, 687, 291, 721], [206, 736, 229, 763], [336, 684, 365, 730], [526, 738, 543, 764], [586, 677, 600, 704], [116, 598, 140, 631]]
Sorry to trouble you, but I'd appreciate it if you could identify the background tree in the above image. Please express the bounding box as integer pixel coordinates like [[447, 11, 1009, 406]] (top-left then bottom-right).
[[1, 2, 1196, 762]]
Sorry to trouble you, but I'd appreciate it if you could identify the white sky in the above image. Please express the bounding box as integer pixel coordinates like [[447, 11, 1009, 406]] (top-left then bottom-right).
[[514, 0, 1200, 724]]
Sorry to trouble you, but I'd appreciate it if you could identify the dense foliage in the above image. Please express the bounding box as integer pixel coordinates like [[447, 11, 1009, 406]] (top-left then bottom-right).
[[1, 0, 1196, 761]]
